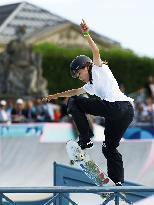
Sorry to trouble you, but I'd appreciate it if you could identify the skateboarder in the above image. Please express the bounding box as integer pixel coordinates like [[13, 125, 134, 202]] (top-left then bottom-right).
[[42, 19, 134, 186]]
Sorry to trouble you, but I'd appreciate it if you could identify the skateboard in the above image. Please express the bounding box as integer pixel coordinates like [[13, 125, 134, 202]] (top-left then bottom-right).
[[66, 140, 133, 204], [66, 140, 115, 187]]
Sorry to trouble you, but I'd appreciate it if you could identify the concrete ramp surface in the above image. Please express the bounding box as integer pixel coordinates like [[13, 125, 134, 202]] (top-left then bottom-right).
[[0, 136, 69, 186], [0, 136, 154, 187]]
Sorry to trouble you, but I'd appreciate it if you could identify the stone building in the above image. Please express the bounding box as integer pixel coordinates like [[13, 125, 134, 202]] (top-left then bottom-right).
[[0, 2, 120, 97], [0, 1, 120, 51]]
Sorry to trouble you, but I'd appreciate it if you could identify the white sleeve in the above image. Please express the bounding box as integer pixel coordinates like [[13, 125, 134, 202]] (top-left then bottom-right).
[[82, 83, 95, 95]]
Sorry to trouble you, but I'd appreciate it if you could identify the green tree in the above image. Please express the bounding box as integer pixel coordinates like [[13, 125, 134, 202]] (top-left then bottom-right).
[[34, 43, 154, 94]]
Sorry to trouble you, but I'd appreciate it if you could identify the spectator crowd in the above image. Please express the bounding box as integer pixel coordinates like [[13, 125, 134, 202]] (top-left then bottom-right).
[[132, 75, 154, 126], [0, 98, 64, 124], [1, 74, 154, 127]]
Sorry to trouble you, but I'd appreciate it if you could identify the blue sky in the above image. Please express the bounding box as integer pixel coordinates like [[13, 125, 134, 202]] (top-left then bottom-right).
[[0, 0, 154, 58]]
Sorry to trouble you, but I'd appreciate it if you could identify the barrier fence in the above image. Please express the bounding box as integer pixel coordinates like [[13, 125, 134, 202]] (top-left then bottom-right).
[[0, 186, 154, 205]]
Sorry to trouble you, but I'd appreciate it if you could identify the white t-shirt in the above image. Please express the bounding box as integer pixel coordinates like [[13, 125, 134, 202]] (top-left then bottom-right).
[[82, 64, 134, 102], [0, 110, 9, 121]]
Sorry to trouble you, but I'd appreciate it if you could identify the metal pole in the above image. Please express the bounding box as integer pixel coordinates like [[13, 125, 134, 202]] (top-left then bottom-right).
[[0, 194, 3, 205], [59, 193, 62, 205], [114, 192, 119, 205]]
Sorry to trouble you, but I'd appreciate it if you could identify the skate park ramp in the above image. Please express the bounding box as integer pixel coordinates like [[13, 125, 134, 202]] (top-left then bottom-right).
[[0, 136, 154, 187]]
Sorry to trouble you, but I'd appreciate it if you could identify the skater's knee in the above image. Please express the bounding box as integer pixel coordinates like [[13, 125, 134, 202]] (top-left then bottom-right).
[[102, 142, 114, 159], [102, 142, 109, 158], [67, 96, 78, 114], [102, 141, 122, 160]]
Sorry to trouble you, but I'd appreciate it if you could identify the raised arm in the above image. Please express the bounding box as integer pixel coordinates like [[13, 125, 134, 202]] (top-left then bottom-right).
[[42, 87, 86, 102], [80, 19, 102, 67]]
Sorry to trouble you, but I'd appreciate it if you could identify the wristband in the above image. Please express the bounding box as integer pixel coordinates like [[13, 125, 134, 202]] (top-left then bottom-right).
[[83, 32, 90, 37]]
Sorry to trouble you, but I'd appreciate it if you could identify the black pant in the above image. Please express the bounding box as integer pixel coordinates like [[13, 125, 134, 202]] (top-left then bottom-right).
[[67, 96, 134, 183]]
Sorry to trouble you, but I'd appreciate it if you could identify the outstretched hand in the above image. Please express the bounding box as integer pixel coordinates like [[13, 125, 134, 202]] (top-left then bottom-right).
[[41, 95, 58, 102], [80, 19, 89, 33]]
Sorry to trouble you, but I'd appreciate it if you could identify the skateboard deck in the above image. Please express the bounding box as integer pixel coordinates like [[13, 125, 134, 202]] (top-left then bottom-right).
[[66, 140, 115, 186], [66, 140, 133, 203]]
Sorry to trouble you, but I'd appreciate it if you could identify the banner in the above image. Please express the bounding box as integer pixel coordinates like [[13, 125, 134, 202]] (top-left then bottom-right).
[[124, 127, 154, 140], [0, 123, 44, 137], [0, 123, 105, 142], [1, 123, 153, 141]]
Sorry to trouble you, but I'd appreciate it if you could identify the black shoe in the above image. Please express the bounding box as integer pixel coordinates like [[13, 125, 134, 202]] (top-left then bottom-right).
[[77, 139, 93, 150], [115, 182, 123, 186]]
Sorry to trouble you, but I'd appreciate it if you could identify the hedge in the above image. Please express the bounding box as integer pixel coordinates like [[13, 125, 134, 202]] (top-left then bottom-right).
[[34, 43, 154, 95]]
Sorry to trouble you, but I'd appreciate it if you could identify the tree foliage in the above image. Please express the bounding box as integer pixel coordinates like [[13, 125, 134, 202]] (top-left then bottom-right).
[[34, 43, 154, 94]]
